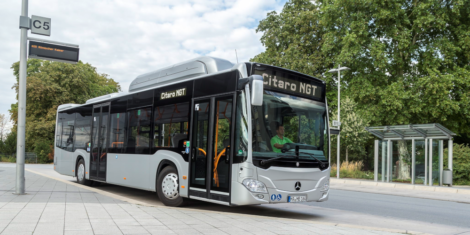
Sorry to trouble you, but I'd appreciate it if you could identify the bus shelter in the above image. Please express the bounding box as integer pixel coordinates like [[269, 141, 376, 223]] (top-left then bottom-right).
[[365, 124, 455, 186]]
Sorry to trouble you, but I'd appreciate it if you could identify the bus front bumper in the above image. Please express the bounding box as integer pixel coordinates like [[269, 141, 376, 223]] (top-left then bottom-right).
[[230, 178, 329, 206]]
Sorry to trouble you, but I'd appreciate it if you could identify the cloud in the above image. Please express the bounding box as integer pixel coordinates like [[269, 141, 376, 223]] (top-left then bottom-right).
[[0, 0, 286, 123]]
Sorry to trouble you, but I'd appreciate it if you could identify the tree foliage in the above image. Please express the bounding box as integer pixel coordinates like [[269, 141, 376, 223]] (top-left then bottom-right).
[[253, 0, 470, 134], [10, 59, 121, 150], [1, 131, 17, 154], [444, 143, 470, 184], [319, 0, 470, 133], [330, 97, 370, 161]]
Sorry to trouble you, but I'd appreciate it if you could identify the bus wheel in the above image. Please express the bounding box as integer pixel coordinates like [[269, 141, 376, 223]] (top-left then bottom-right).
[[157, 166, 186, 207], [76, 159, 92, 186]]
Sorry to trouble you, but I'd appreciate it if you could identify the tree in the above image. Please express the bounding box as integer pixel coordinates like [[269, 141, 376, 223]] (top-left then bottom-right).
[[330, 97, 370, 162], [34, 140, 51, 163], [3, 131, 17, 155], [251, 0, 338, 104], [0, 114, 10, 142], [10, 59, 121, 150], [253, 0, 470, 179], [320, 0, 470, 180]]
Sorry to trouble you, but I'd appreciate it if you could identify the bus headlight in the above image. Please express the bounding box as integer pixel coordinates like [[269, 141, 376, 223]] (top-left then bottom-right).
[[242, 178, 267, 193]]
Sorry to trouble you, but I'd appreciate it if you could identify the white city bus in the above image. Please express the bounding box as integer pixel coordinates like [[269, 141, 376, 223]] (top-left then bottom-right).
[[54, 57, 331, 206]]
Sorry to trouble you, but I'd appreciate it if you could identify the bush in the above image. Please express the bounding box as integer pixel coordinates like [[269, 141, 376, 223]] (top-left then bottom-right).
[[34, 140, 52, 163], [330, 161, 374, 180], [444, 143, 470, 185]]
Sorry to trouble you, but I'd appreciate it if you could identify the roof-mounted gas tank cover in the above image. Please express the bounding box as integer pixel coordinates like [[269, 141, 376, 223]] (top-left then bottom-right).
[[129, 56, 234, 92]]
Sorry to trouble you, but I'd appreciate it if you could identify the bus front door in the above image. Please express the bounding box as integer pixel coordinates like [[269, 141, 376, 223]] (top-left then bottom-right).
[[189, 95, 234, 205], [90, 102, 110, 181]]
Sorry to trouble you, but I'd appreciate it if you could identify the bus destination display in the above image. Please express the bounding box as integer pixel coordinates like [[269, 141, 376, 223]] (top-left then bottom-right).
[[254, 67, 323, 99], [28, 41, 79, 63], [160, 88, 187, 100]]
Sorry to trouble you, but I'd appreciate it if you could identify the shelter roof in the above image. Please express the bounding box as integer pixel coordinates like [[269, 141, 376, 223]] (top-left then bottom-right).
[[365, 123, 456, 140]]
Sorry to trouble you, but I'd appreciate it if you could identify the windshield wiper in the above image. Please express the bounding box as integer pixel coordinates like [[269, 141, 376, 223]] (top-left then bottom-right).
[[298, 151, 327, 169], [260, 155, 294, 166]]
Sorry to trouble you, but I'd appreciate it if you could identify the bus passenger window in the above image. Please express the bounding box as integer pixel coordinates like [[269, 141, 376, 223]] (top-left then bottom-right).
[[126, 108, 151, 154], [109, 112, 126, 152], [58, 111, 76, 152], [74, 106, 92, 151], [154, 102, 189, 148]]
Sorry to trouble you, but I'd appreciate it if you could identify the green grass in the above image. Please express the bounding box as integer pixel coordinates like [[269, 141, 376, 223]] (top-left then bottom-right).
[[0, 155, 16, 163]]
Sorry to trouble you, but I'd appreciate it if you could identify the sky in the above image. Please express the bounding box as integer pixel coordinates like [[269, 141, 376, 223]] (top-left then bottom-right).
[[0, 0, 287, 132]]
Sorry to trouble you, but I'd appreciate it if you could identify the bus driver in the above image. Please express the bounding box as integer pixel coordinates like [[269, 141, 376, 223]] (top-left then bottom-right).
[[270, 122, 293, 153]]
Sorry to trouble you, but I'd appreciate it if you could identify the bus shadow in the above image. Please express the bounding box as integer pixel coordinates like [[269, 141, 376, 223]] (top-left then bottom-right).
[[91, 182, 323, 221]]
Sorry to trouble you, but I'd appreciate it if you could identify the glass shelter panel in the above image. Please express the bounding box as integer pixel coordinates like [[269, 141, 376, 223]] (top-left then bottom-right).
[[430, 140, 440, 185], [378, 140, 387, 182], [414, 140, 426, 184], [393, 141, 413, 183]]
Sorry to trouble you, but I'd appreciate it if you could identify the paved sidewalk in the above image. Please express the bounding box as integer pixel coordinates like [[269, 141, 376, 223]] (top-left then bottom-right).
[[331, 178, 470, 203], [0, 167, 411, 235]]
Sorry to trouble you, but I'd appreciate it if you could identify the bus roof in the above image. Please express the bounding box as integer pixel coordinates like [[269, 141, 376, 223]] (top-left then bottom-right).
[[129, 56, 234, 93], [58, 57, 324, 112]]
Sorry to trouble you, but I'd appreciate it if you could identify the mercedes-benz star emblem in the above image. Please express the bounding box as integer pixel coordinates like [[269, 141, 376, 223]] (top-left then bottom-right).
[[295, 181, 301, 191]]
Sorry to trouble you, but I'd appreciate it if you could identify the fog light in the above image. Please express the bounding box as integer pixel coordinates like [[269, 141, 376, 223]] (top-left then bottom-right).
[[257, 194, 264, 199]]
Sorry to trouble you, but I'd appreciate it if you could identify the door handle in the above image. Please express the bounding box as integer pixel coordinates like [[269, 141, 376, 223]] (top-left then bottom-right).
[[225, 146, 230, 163]]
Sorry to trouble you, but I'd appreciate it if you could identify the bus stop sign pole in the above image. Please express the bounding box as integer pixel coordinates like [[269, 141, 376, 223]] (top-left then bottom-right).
[[16, 0, 29, 195]]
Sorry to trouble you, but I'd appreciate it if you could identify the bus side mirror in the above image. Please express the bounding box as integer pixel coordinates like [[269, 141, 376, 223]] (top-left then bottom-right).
[[251, 75, 263, 106]]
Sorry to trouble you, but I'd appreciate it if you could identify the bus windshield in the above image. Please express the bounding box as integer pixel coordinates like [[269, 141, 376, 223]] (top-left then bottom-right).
[[251, 91, 328, 161]]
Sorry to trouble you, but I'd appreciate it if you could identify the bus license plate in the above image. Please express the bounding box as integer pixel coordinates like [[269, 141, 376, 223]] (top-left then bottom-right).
[[288, 196, 306, 203]]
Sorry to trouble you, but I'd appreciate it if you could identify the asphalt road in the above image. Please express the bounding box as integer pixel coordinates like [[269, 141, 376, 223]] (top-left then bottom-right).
[[4, 163, 470, 234], [304, 189, 470, 229]]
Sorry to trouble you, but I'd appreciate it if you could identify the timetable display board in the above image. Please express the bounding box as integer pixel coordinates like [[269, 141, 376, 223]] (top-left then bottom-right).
[[28, 41, 79, 63]]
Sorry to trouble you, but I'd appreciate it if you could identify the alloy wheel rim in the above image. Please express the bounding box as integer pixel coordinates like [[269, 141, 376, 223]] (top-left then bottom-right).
[[78, 164, 85, 182], [162, 173, 179, 200]]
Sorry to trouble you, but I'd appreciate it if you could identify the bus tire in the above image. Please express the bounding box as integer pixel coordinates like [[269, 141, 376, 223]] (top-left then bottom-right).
[[76, 159, 92, 186], [157, 166, 186, 207]]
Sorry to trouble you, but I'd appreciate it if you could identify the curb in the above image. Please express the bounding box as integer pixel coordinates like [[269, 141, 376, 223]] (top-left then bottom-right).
[[26, 168, 427, 235], [331, 178, 470, 195]]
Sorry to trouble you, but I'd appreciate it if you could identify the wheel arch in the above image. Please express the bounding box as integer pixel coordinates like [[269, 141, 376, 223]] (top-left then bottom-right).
[[74, 155, 85, 177], [156, 160, 178, 181], [151, 150, 188, 197]]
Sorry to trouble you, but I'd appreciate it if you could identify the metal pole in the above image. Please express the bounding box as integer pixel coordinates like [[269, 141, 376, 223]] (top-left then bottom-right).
[[374, 140, 378, 182], [424, 138, 428, 185], [382, 141, 386, 182], [16, 0, 28, 195], [448, 139, 453, 170], [411, 139, 415, 185], [387, 139, 391, 183], [429, 138, 433, 186], [389, 140, 393, 182], [439, 140, 443, 186], [337, 65, 340, 179]]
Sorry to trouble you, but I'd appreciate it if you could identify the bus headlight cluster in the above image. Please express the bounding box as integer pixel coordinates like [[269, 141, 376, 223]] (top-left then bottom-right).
[[242, 178, 267, 193]]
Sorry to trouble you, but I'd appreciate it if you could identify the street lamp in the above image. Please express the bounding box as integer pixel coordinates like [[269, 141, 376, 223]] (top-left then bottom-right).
[[328, 65, 350, 179]]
